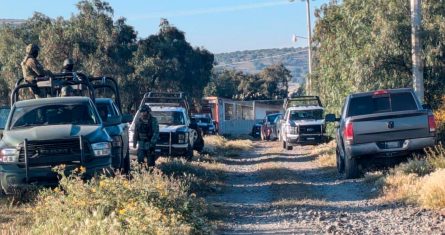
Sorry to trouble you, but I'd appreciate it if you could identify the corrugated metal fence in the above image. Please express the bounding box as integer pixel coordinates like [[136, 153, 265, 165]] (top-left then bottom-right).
[[219, 119, 260, 136]]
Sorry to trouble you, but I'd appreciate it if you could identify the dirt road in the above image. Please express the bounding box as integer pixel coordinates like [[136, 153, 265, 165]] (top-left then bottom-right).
[[207, 141, 445, 234]]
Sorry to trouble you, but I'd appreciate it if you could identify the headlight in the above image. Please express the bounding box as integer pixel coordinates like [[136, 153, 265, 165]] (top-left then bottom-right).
[[287, 126, 298, 135], [91, 142, 111, 157], [0, 148, 18, 163], [177, 133, 187, 144], [111, 136, 122, 147]]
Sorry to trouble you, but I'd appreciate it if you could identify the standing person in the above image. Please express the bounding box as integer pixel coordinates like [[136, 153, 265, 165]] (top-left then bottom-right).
[[20, 44, 52, 98], [133, 105, 159, 167], [61, 58, 74, 73]]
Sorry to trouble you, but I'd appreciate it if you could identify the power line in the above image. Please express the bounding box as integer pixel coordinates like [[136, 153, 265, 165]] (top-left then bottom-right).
[[214, 50, 308, 67]]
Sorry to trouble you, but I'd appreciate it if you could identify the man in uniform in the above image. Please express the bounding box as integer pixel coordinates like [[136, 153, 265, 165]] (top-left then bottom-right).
[[20, 44, 52, 98], [133, 105, 159, 167]]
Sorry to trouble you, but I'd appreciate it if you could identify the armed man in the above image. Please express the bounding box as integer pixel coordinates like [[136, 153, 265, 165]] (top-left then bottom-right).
[[20, 44, 53, 98], [133, 105, 159, 167]]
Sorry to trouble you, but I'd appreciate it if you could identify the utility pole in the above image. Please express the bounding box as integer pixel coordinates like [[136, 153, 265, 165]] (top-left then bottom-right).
[[305, 0, 312, 94], [411, 0, 424, 102]]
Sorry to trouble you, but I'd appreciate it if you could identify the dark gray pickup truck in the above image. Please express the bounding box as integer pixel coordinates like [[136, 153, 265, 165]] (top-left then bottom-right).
[[327, 88, 436, 178]]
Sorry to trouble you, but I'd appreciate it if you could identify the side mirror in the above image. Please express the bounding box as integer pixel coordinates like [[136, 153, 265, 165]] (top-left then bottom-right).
[[325, 114, 337, 123], [122, 114, 133, 123], [422, 104, 432, 110], [103, 115, 122, 127]]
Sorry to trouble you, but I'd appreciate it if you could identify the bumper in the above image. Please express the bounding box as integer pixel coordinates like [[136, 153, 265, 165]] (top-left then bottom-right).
[[0, 157, 111, 194], [286, 134, 324, 145], [346, 137, 436, 158], [154, 143, 188, 157]]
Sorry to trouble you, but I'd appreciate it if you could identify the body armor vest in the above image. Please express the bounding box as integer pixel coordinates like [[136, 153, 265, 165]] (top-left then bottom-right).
[[139, 118, 153, 141]]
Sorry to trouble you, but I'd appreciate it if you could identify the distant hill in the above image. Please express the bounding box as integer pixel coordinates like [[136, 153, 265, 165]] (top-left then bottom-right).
[[214, 47, 308, 85]]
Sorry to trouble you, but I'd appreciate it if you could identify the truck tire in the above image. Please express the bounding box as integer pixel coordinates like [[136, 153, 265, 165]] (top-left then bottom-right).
[[282, 141, 286, 149], [285, 141, 293, 151], [123, 148, 131, 175], [336, 147, 345, 174], [344, 152, 359, 179]]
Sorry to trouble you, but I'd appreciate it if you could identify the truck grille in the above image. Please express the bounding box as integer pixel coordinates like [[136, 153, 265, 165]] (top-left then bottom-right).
[[18, 139, 90, 167], [157, 132, 178, 145], [299, 125, 322, 134]]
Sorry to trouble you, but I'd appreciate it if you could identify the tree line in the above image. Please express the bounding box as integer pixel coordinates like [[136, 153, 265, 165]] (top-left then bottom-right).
[[0, 0, 293, 111], [311, 0, 445, 113]]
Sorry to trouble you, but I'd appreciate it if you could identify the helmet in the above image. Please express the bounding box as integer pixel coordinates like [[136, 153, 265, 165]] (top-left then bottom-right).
[[139, 105, 151, 113], [25, 44, 39, 57], [63, 58, 74, 71], [60, 86, 74, 97]]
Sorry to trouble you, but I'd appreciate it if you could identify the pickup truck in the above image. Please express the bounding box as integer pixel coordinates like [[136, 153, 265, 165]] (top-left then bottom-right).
[[327, 88, 436, 179], [280, 96, 327, 150], [130, 92, 204, 160], [0, 97, 113, 194]]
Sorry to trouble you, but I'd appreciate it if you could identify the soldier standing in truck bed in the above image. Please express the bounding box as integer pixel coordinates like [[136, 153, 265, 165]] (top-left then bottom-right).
[[20, 44, 53, 98], [133, 105, 159, 167]]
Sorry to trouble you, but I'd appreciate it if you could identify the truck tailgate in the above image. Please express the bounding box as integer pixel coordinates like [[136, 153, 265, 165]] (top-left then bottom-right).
[[350, 110, 430, 144]]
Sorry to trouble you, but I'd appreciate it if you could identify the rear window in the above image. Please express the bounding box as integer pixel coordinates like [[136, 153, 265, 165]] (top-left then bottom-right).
[[347, 92, 418, 117]]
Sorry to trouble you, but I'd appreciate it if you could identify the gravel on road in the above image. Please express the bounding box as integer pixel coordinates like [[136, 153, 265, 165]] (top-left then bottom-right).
[[206, 141, 445, 234]]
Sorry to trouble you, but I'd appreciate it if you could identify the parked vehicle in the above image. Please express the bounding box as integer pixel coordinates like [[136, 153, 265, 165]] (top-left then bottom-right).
[[326, 88, 436, 179], [95, 98, 132, 174], [0, 97, 113, 194], [191, 114, 216, 135], [0, 107, 10, 138], [251, 121, 263, 138], [260, 113, 282, 141], [130, 92, 204, 160], [280, 96, 327, 150]]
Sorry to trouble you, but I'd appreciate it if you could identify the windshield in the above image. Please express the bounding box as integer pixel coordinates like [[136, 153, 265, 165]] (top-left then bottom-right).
[[267, 114, 281, 123], [194, 117, 211, 124], [289, 109, 323, 121], [152, 111, 185, 125], [96, 102, 118, 122], [9, 104, 99, 129]]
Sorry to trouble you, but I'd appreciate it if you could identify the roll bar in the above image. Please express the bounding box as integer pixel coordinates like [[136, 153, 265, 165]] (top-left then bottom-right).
[[11, 72, 96, 106]]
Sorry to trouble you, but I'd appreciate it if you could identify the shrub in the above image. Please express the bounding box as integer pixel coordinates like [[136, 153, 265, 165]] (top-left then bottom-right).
[[28, 165, 212, 234], [418, 169, 445, 209], [203, 135, 253, 155]]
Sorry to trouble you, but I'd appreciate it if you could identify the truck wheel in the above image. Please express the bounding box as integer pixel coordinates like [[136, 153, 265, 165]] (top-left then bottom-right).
[[344, 153, 359, 179], [336, 147, 345, 174], [285, 141, 293, 151], [282, 141, 286, 149], [123, 148, 131, 175]]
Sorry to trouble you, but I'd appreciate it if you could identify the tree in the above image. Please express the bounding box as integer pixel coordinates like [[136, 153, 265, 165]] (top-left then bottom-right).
[[311, 0, 445, 113]]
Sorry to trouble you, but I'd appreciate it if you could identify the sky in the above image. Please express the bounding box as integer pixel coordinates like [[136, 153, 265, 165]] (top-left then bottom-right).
[[0, 0, 331, 53]]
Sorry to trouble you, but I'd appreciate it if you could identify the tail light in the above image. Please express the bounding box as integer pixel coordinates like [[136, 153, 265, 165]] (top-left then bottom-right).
[[373, 90, 389, 96], [344, 121, 354, 142], [428, 115, 436, 132]]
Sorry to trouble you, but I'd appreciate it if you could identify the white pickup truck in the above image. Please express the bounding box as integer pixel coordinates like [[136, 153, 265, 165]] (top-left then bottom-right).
[[279, 96, 327, 150]]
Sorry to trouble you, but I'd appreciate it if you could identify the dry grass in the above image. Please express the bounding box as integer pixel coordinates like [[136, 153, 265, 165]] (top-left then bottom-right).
[[381, 145, 445, 209], [203, 135, 253, 156], [311, 141, 336, 168]]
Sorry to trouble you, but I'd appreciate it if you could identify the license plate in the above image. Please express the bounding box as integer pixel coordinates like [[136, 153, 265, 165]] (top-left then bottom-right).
[[256, 132, 260, 135], [307, 137, 315, 140], [155, 149, 161, 153], [385, 141, 400, 149]]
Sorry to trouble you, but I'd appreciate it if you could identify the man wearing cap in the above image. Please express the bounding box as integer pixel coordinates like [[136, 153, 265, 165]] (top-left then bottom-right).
[[133, 105, 159, 167]]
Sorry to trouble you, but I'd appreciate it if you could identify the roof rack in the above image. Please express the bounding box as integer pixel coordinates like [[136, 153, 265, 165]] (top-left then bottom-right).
[[141, 92, 189, 112], [11, 72, 95, 105], [283, 96, 323, 110]]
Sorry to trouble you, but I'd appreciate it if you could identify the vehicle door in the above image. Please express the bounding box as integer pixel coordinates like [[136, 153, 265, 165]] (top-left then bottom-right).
[[0, 106, 11, 138]]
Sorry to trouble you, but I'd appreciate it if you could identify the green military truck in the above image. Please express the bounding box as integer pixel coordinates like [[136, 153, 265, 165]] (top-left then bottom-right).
[[0, 74, 114, 194]]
